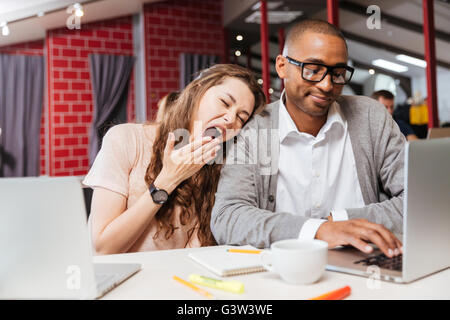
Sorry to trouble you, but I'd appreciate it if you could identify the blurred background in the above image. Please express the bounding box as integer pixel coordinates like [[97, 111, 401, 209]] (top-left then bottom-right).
[[0, 0, 449, 179]]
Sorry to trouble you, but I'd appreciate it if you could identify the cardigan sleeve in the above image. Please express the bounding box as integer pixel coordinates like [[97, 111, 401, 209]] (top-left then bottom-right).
[[346, 98, 405, 234]]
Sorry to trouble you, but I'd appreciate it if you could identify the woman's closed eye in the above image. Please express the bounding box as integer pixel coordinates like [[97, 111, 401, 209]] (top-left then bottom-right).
[[220, 98, 230, 107], [220, 97, 248, 124]]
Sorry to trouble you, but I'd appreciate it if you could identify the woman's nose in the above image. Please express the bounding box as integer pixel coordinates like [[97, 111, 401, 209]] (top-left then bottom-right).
[[223, 111, 237, 127]]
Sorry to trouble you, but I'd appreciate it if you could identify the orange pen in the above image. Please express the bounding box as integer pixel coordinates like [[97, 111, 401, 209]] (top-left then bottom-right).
[[310, 286, 351, 300], [172, 275, 215, 299]]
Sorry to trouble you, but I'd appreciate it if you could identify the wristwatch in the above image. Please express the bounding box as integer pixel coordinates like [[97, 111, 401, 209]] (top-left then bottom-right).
[[149, 183, 169, 204]]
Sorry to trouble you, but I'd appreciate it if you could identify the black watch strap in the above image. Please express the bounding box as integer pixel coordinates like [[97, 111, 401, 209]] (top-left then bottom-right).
[[149, 183, 169, 205]]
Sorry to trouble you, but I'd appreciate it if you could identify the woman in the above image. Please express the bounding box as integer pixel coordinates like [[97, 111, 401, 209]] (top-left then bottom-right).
[[83, 64, 266, 254]]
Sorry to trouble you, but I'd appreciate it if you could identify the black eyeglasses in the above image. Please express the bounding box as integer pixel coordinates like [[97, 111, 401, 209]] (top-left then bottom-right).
[[284, 56, 354, 85]]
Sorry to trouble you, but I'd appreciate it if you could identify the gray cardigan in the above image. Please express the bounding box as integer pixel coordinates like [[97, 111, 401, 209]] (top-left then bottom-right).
[[211, 95, 405, 248]]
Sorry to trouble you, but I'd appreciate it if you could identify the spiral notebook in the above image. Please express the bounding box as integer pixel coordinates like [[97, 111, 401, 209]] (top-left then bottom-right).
[[188, 246, 267, 277]]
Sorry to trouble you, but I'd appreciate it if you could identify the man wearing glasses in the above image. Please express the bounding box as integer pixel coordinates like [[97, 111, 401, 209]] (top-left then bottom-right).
[[211, 19, 404, 258]]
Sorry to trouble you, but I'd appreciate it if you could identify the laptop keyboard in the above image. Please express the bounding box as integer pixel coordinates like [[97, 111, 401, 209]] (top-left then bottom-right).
[[354, 253, 403, 271]]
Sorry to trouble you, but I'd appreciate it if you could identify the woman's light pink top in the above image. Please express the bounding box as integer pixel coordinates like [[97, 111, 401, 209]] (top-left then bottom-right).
[[82, 123, 201, 252]]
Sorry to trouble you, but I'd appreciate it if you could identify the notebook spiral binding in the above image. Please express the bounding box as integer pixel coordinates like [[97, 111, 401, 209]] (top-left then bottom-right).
[[222, 266, 267, 277]]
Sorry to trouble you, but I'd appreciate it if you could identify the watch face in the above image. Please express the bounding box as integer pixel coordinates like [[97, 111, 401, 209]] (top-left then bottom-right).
[[153, 190, 169, 203]]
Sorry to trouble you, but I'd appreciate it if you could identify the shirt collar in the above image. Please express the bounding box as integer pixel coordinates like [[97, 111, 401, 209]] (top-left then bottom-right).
[[278, 90, 299, 143], [278, 90, 346, 143]]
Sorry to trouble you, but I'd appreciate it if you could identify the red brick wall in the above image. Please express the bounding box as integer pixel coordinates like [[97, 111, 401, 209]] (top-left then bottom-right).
[[1, 0, 225, 177], [46, 16, 135, 176], [0, 40, 47, 175], [144, 0, 224, 119]]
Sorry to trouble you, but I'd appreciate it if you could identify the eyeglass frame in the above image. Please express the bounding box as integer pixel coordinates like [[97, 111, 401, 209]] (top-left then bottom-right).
[[284, 55, 355, 85]]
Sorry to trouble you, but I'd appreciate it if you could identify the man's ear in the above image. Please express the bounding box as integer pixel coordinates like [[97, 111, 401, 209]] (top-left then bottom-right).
[[275, 55, 287, 79]]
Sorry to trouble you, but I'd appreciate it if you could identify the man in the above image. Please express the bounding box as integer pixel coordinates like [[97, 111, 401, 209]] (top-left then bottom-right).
[[371, 90, 419, 141], [211, 19, 404, 258]]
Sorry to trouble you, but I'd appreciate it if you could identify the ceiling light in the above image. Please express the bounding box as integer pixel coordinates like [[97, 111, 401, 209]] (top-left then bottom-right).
[[74, 3, 84, 17], [2, 26, 9, 36], [236, 35, 243, 41], [252, 1, 283, 11], [245, 11, 303, 24], [371, 59, 408, 73], [75, 9, 84, 17], [235, 50, 241, 57], [368, 69, 375, 75], [1, 22, 9, 36], [395, 54, 427, 68]]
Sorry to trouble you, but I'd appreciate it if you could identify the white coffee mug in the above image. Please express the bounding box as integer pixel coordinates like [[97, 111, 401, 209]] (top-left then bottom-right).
[[261, 239, 328, 285]]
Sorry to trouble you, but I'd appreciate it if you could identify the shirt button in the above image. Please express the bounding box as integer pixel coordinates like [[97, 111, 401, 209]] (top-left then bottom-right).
[[268, 195, 275, 203]]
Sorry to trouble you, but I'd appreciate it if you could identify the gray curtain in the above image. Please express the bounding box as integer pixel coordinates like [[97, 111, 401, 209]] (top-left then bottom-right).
[[179, 53, 220, 89], [0, 54, 44, 177], [88, 54, 135, 165]]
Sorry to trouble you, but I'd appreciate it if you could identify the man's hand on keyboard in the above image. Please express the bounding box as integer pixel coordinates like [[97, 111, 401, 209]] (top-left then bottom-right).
[[315, 218, 403, 258]]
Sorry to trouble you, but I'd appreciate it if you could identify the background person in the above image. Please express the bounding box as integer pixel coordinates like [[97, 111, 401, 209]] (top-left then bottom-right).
[[371, 90, 419, 141]]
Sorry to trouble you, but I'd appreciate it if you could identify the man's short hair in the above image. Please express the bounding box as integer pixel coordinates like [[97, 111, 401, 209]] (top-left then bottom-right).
[[371, 90, 395, 101], [283, 19, 348, 55]]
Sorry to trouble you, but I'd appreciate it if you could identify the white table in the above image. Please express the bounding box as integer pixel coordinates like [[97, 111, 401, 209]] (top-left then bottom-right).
[[94, 246, 450, 300]]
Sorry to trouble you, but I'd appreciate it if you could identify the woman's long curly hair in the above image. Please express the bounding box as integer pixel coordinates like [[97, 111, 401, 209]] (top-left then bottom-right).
[[144, 64, 266, 247]]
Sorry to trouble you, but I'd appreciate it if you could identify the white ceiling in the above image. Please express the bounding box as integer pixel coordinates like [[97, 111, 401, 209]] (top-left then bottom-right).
[[0, 0, 89, 22], [2, 0, 450, 79], [0, 0, 161, 47], [351, 0, 450, 32], [338, 9, 450, 65], [221, 0, 450, 82], [347, 39, 426, 79], [0, 0, 57, 15], [308, 0, 450, 77]]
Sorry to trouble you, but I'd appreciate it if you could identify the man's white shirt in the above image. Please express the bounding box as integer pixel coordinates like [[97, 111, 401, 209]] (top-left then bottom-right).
[[275, 92, 365, 239]]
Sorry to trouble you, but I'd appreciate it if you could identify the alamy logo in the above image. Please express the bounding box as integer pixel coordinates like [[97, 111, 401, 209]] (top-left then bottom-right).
[[164, 124, 280, 176], [66, 4, 83, 30], [66, 265, 81, 290], [366, 5, 381, 30], [366, 265, 381, 290]]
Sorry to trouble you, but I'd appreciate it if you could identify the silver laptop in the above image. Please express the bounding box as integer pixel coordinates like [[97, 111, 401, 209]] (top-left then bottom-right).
[[327, 138, 450, 283], [0, 177, 141, 299]]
